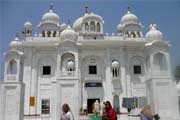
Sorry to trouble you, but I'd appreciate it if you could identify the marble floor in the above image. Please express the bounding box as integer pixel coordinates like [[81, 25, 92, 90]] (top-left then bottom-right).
[[79, 114, 140, 120]]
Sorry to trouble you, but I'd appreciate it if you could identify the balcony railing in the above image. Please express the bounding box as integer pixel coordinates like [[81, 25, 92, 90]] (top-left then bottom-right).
[[6, 74, 16, 81]]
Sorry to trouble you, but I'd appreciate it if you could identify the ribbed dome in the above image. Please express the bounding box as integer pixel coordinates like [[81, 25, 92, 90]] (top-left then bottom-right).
[[60, 26, 78, 42], [121, 10, 138, 25], [73, 16, 83, 31], [40, 9, 60, 26], [112, 61, 119, 68], [24, 21, 32, 28], [146, 24, 163, 40]]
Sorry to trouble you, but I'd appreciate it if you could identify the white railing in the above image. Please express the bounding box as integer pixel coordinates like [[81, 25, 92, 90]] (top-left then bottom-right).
[[6, 74, 16, 81]]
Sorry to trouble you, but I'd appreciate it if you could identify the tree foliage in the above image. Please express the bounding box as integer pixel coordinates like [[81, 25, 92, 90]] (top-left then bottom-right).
[[175, 64, 180, 83]]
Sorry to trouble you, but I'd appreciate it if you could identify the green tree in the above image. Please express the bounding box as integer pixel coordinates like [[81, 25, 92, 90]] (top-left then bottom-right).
[[175, 64, 180, 83]]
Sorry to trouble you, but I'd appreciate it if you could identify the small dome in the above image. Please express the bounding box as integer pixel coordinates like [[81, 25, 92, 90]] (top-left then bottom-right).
[[67, 60, 75, 69], [40, 9, 60, 26], [10, 37, 22, 49], [73, 17, 83, 32], [60, 26, 78, 42], [24, 21, 32, 28], [112, 61, 119, 68], [121, 10, 138, 25], [117, 23, 124, 33], [145, 24, 163, 40]]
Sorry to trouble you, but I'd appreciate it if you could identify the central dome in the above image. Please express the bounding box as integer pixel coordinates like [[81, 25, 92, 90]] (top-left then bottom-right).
[[121, 10, 138, 25], [73, 12, 104, 33], [41, 10, 59, 25]]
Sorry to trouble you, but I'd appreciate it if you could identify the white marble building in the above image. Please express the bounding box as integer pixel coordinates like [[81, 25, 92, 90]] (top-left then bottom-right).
[[0, 5, 179, 120]]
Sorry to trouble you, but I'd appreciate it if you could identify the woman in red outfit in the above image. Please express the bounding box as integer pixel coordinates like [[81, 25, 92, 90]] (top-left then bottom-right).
[[102, 101, 117, 120]]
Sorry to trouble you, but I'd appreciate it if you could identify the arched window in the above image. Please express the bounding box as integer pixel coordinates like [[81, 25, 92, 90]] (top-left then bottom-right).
[[137, 32, 140, 37], [153, 53, 167, 71], [126, 31, 130, 37], [90, 21, 96, 32], [7, 59, 17, 74], [53, 31, 56, 37], [112, 60, 119, 78], [61, 53, 75, 76], [47, 31, 51, 37], [97, 23, 100, 32], [42, 31, 45, 37], [131, 32, 136, 38], [85, 22, 89, 31]]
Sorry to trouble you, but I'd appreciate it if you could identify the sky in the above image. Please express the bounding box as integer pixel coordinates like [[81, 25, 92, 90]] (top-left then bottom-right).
[[0, 0, 180, 79]]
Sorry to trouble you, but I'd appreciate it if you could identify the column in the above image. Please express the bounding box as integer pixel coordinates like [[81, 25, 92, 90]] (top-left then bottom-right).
[[120, 48, 128, 112], [105, 48, 112, 102], [30, 48, 37, 114]]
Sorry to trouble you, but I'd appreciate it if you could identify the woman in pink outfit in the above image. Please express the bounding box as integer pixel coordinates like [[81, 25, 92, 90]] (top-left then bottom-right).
[[102, 101, 117, 120]]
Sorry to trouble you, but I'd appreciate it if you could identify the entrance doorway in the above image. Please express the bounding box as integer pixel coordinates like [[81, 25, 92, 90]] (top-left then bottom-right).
[[87, 98, 100, 114]]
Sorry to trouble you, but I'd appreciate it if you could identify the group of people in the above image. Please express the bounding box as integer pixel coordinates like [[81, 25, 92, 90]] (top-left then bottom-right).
[[92, 100, 117, 120], [60, 102, 159, 120], [60, 101, 117, 120]]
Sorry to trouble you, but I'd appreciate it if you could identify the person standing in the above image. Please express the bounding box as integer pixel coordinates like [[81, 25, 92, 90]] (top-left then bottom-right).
[[93, 100, 101, 117], [102, 101, 117, 120], [140, 105, 153, 120], [60, 103, 74, 120]]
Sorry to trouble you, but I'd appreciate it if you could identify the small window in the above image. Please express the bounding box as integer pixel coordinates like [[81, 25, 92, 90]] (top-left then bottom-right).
[[47, 31, 51, 37], [42, 31, 45, 37], [97, 23, 100, 32], [53, 31, 56, 37], [85, 83, 102, 87], [89, 65, 97, 74], [85, 22, 89, 31], [134, 65, 141, 74], [43, 66, 51, 75], [90, 21, 96, 32], [8, 59, 17, 74], [41, 99, 50, 115]]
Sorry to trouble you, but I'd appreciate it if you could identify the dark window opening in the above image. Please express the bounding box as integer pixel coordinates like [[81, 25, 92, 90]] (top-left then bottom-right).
[[85, 83, 102, 87], [47, 31, 51, 37], [53, 31, 56, 37], [42, 31, 45, 37], [43, 66, 51, 75], [89, 66, 97, 74], [134, 65, 141, 74], [41, 99, 50, 114]]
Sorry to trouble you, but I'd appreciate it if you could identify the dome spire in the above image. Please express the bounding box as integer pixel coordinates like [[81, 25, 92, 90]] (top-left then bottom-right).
[[68, 19, 71, 25], [49, 3, 53, 12], [15, 32, 19, 41], [85, 2, 88, 13], [127, 6, 131, 13]]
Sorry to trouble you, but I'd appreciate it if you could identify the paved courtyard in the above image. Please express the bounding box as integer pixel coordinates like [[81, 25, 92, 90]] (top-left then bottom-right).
[[79, 114, 140, 120]]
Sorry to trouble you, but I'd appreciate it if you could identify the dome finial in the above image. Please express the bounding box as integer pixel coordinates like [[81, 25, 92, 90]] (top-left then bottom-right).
[[68, 19, 71, 25], [14, 32, 19, 41], [50, 2, 53, 11], [150, 23, 158, 30], [16, 32, 19, 38], [127, 6, 131, 13], [85, 2, 88, 13]]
